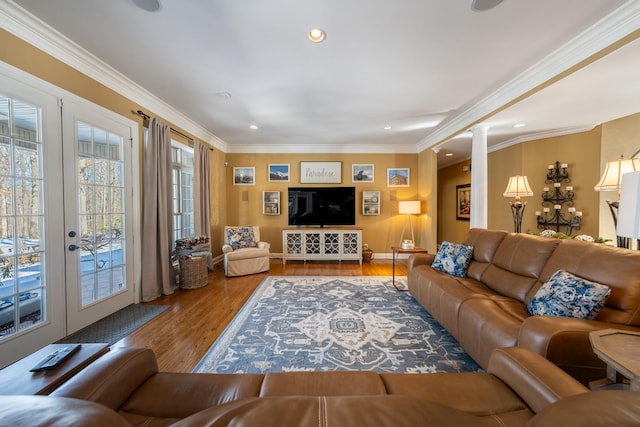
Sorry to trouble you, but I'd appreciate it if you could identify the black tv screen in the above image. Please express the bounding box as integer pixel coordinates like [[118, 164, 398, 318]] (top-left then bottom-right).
[[288, 187, 356, 227]]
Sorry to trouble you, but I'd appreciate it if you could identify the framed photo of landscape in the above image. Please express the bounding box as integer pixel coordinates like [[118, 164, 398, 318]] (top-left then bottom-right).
[[268, 164, 290, 182], [352, 164, 374, 182], [233, 167, 255, 185], [456, 184, 471, 221], [387, 168, 409, 187]]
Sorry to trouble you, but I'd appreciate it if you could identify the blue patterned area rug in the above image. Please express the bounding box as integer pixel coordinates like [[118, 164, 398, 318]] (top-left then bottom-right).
[[194, 276, 480, 374]]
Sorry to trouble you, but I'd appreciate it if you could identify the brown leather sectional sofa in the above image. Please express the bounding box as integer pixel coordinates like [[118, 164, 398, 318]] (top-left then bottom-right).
[[408, 228, 640, 385], [3, 345, 640, 426]]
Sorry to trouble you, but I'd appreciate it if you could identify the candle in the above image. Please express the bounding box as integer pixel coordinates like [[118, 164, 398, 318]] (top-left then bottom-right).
[[568, 207, 576, 212], [543, 187, 549, 192], [554, 205, 561, 210], [543, 208, 550, 213], [566, 186, 573, 191], [548, 164, 554, 169], [535, 211, 541, 216], [561, 163, 568, 168], [554, 182, 561, 187]]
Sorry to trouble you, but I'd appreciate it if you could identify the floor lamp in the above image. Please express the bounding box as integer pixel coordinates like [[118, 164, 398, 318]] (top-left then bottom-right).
[[398, 201, 421, 248], [594, 155, 640, 247], [503, 175, 533, 233], [617, 171, 640, 249]]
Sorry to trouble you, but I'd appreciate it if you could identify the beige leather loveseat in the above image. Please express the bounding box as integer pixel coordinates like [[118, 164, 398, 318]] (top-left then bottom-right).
[[408, 228, 640, 385], [3, 346, 639, 426]]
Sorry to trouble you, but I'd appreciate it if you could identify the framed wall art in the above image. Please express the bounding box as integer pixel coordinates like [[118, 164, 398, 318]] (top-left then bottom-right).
[[233, 167, 255, 185], [362, 190, 380, 215], [387, 168, 409, 187], [300, 161, 342, 184], [456, 184, 471, 221], [268, 164, 290, 182], [352, 164, 374, 182]]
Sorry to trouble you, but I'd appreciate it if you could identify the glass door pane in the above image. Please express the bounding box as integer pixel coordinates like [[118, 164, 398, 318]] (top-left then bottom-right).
[[76, 122, 126, 307], [0, 95, 45, 338]]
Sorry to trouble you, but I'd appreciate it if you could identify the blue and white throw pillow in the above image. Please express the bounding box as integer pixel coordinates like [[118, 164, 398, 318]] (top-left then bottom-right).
[[527, 269, 611, 319], [226, 227, 257, 250], [431, 241, 474, 278]]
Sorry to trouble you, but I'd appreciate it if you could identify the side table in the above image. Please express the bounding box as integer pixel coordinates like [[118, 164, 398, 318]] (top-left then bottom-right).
[[589, 329, 640, 390], [391, 246, 428, 291], [0, 343, 109, 395]]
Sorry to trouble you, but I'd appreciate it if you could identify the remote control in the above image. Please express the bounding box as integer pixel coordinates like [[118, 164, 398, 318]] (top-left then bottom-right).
[[30, 344, 81, 372]]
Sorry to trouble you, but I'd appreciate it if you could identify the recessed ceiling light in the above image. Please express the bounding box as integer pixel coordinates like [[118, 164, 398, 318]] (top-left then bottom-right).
[[383, 125, 392, 130], [445, 153, 454, 157], [132, 0, 161, 12], [513, 123, 526, 128], [471, 0, 504, 12], [249, 124, 259, 130], [308, 28, 326, 43]]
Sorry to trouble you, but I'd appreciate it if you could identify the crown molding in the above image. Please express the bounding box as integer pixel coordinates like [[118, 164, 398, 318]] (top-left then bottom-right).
[[0, 1, 228, 152], [226, 143, 418, 154], [488, 126, 596, 154], [417, 0, 640, 153]]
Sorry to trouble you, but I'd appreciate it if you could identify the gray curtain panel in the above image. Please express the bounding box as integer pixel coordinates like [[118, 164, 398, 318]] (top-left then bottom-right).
[[194, 141, 213, 270], [141, 117, 176, 301]]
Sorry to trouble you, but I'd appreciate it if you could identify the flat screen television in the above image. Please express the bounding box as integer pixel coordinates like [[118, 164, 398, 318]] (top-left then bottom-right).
[[288, 187, 356, 227]]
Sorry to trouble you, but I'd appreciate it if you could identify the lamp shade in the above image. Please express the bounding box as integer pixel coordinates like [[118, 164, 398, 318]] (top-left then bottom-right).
[[594, 156, 640, 192], [503, 176, 533, 198], [398, 200, 421, 215], [617, 171, 640, 239]]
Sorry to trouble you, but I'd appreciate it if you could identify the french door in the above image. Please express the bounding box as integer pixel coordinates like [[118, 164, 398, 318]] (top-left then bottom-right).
[[62, 100, 137, 334], [0, 65, 138, 367]]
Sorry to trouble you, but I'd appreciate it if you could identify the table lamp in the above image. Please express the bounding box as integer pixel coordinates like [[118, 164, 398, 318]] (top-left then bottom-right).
[[503, 175, 533, 233]]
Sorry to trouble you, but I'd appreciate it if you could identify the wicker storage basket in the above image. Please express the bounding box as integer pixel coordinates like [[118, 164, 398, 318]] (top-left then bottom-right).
[[178, 256, 208, 289]]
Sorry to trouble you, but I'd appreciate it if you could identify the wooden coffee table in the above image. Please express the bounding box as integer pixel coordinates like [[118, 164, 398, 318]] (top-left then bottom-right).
[[0, 343, 109, 395], [589, 329, 640, 391]]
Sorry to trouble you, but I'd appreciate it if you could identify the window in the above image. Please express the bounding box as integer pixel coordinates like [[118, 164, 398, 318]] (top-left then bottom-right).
[[171, 143, 194, 247]]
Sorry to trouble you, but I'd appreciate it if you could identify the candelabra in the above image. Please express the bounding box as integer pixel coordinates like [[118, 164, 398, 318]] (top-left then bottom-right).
[[536, 206, 582, 235], [536, 161, 582, 235]]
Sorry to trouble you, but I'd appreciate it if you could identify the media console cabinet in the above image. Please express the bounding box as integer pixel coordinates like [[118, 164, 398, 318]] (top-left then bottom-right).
[[282, 228, 362, 264]]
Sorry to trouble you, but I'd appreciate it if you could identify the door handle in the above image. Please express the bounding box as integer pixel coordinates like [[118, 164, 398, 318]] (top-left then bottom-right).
[[68, 244, 80, 251]]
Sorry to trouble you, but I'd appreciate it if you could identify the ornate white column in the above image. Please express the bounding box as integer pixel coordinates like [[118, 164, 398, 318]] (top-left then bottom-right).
[[470, 125, 489, 229]]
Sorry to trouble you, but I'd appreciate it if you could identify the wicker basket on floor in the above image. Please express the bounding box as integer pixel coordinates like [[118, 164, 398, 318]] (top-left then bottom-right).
[[178, 256, 208, 289]]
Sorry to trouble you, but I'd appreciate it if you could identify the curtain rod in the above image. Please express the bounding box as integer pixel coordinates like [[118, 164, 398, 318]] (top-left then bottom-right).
[[135, 109, 212, 148]]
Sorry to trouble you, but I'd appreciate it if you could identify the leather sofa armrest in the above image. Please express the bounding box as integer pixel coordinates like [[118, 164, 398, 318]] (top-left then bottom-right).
[[121, 372, 265, 419], [487, 347, 588, 414], [518, 316, 640, 384], [222, 244, 234, 253], [407, 253, 435, 271], [0, 396, 130, 427], [51, 347, 158, 411]]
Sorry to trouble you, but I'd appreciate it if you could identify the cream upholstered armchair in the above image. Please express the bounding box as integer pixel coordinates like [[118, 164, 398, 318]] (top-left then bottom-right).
[[222, 226, 271, 277]]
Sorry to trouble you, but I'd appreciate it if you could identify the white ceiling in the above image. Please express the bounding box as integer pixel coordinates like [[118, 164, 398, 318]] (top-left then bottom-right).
[[5, 0, 640, 167]]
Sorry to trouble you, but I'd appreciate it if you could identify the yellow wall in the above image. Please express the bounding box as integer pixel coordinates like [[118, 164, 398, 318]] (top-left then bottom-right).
[[437, 159, 472, 244], [224, 153, 420, 255], [438, 127, 605, 243], [417, 149, 438, 253]]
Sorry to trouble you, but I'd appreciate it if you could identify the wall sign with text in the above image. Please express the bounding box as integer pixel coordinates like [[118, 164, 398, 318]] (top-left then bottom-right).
[[300, 161, 342, 183]]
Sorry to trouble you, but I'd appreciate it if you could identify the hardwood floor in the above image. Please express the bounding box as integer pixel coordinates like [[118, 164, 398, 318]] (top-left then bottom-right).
[[114, 259, 404, 372]]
